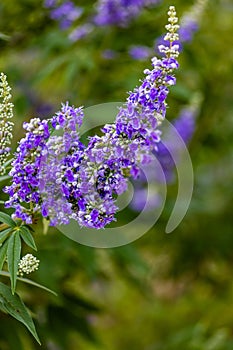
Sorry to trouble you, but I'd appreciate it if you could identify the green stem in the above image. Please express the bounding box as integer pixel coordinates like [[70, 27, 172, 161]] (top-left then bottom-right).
[[0, 223, 9, 231]]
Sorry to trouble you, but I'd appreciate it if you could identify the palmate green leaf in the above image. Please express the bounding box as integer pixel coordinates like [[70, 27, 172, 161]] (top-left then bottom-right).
[[0, 227, 12, 244], [0, 282, 41, 344], [7, 231, 21, 294], [0, 211, 16, 228], [19, 226, 37, 251], [0, 239, 8, 270]]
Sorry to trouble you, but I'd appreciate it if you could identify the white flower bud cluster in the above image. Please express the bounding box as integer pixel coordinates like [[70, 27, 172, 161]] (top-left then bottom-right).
[[18, 254, 40, 277], [23, 118, 41, 132], [0, 73, 14, 175], [165, 6, 180, 40], [159, 6, 180, 59]]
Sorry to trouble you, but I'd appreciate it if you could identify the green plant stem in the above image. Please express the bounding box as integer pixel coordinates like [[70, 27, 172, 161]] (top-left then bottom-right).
[[0, 223, 9, 231]]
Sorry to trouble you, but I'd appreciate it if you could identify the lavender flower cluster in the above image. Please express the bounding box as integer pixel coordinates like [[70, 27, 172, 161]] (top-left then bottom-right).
[[4, 117, 50, 222], [44, 0, 207, 60], [94, 0, 160, 27], [44, 0, 83, 30], [44, 0, 160, 42], [4, 6, 180, 229], [4, 103, 84, 224]]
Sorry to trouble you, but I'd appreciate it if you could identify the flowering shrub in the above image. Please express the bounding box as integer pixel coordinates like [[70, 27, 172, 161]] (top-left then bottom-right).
[[0, 6, 182, 341], [3, 6, 180, 229], [0, 0, 232, 348]]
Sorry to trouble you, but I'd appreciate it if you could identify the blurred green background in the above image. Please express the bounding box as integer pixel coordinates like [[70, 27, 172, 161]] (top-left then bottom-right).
[[0, 0, 233, 349]]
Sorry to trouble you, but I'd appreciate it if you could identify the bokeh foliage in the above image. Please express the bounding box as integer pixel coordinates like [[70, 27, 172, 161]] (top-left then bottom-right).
[[0, 0, 233, 348]]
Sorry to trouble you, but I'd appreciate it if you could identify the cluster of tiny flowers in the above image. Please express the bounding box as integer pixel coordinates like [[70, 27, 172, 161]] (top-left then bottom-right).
[[39, 103, 84, 226], [39, 135, 74, 226], [44, 0, 160, 43], [158, 7, 180, 58], [53, 6, 180, 228], [18, 254, 40, 277], [4, 103, 84, 224], [44, 0, 83, 30], [5, 6, 180, 229], [155, 0, 208, 56], [129, 5, 181, 61], [4, 118, 50, 223], [0, 73, 14, 175], [61, 126, 129, 228], [94, 0, 160, 28], [44, 0, 94, 41]]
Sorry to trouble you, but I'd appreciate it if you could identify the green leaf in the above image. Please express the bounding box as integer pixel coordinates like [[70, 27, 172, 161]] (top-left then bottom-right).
[[0, 228, 12, 244], [7, 231, 21, 294], [0, 212, 16, 228], [0, 282, 41, 344], [0, 33, 10, 41], [19, 226, 37, 251], [0, 239, 8, 270], [0, 200, 5, 205], [2, 158, 13, 168], [0, 270, 58, 296], [0, 175, 11, 183]]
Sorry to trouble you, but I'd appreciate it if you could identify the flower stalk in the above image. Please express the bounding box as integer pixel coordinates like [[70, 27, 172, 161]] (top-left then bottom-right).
[[0, 73, 14, 175]]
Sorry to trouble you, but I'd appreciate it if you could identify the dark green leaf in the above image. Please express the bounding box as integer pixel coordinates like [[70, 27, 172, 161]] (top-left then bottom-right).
[[19, 226, 37, 251], [0, 239, 8, 270], [7, 231, 21, 294], [0, 228, 12, 244], [0, 282, 41, 344], [0, 271, 58, 296], [0, 212, 16, 228]]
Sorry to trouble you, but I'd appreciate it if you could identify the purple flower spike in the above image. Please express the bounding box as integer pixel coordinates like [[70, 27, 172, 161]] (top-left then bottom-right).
[[5, 7, 181, 229]]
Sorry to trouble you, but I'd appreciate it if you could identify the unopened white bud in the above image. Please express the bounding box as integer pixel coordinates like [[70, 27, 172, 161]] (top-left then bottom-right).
[[18, 254, 40, 277]]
